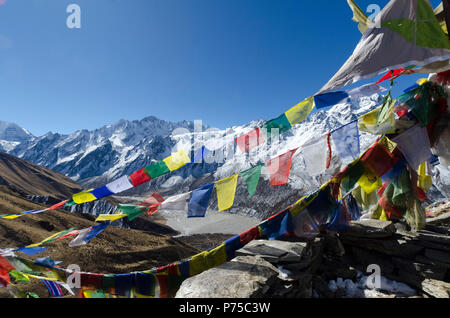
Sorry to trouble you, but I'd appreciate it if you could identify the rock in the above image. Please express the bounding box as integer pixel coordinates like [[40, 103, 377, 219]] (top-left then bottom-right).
[[324, 233, 345, 257], [341, 235, 424, 257], [416, 238, 450, 253], [421, 279, 450, 298], [340, 220, 396, 239], [392, 257, 447, 281], [415, 254, 450, 270], [350, 246, 395, 275], [417, 231, 450, 246], [175, 256, 280, 298], [425, 249, 450, 265], [313, 276, 335, 298], [235, 240, 310, 264], [426, 212, 450, 226]]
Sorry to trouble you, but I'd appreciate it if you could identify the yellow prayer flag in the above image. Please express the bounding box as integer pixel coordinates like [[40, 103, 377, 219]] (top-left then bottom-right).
[[379, 209, 389, 221], [358, 104, 397, 135], [189, 251, 209, 276], [204, 243, 228, 268], [2, 214, 22, 219], [357, 167, 382, 194], [73, 189, 97, 204], [417, 78, 428, 85], [216, 174, 239, 212], [95, 214, 127, 222], [163, 149, 191, 172], [417, 162, 433, 192], [347, 0, 373, 35], [380, 136, 398, 153], [285, 97, 315, 126]]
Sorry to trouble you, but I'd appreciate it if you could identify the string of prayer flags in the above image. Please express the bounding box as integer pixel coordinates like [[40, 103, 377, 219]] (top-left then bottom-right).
[[216, 174, 239, 212], [267, 149, 298, 187], [240, 165, 263, 198], [68, 222, 110, 248], [392, 125, 433, 170], [235, 128, 265, 153], [187, 184, 214, 218], [331, 120, 360, 165]]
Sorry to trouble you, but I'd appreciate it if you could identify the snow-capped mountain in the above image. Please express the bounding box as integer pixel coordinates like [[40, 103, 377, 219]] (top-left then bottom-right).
[[0, 93, 448, 220]]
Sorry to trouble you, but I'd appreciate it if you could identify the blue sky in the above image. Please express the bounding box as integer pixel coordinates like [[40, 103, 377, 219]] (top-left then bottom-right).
[[0, 0, 442, 136]]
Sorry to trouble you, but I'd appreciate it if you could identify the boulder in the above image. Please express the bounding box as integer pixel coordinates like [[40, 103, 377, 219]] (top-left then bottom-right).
[[235, 240, 311, 264], [417, 231, 450, 246], [340, 220, 396, 239], [421, 279, 450, 298], [425, 249, 450, 265], [341, 235, 424, 257], [175, 256, 280, 298], [392, 257, 447, 281]]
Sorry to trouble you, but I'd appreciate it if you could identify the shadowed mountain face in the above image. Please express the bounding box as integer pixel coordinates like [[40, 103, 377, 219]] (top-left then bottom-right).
[[0, 152, 82, 199]]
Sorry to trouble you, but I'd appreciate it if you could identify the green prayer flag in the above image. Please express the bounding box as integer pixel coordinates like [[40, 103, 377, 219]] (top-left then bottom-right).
[[240, 165, 263, 198], [118, 204, 147, 221], [262, 114, 292, 139], [341, 161, 365, 193], [145, 161, 170, 179]]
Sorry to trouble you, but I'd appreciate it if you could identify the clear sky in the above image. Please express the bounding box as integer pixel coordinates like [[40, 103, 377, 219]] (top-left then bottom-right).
[[0, 0, 442, 136]]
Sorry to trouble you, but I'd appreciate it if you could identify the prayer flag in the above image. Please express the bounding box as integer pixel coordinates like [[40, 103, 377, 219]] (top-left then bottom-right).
[[392, 125, 432, 170], [69, 222, 110, 247], [40, 279, 64, 297], [72, 189, 97, 204], [216, 174, 239, 212], [331, 120, 360, 165], [240, 165, 262, 198], [145, 161, 170, 179], [159, 192, 191, 211], [360, 143, 399, 177], [267, 149, 298, 187], [163, 149, 191, 172], [284, 97, 315, 126], [188, 184, 214, 218], [129, 168, 152, 187], [106, 175, 134, 194], [235, 128, 265, 153], [314, 91, 349, 109]]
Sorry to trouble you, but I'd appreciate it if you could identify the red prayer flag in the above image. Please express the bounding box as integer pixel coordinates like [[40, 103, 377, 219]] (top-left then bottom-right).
[[266, 149, 298, 187], [129, 169, 152, 187], [360, 143, 399, 177], [141, 193, 165, 216], [376, 68, 415, 84], [48, 200, 69, 211], [81, 273, 104, 288], [0, 256, 14, 286], [239, 226, 261, 245], [235, 128, 265, 153]]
